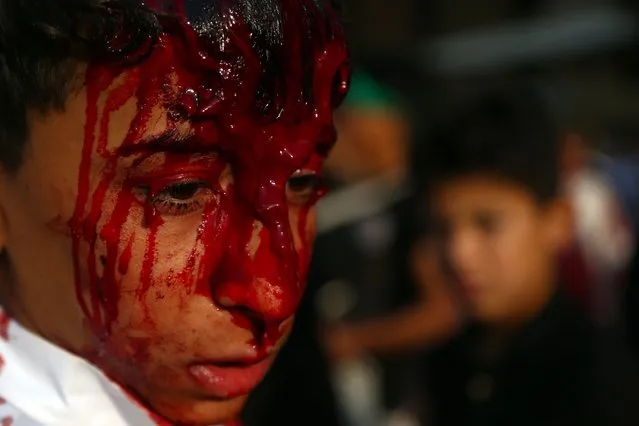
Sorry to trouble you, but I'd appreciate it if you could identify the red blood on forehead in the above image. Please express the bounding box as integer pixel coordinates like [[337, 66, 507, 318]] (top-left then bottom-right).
[[135, 0, 348, 188], [148, 0, 348, 261]]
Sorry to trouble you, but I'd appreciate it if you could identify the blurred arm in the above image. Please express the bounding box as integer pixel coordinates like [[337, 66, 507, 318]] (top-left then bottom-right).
[[327, 239, 461, 358]]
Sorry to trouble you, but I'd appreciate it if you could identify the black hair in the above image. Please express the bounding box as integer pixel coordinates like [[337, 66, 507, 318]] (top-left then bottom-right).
[[414, 85, 561, 204], [0, 0, 343, 173]]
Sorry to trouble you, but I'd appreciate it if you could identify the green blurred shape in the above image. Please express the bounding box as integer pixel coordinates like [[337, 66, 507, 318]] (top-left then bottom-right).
[[342, 70, 403, 112]]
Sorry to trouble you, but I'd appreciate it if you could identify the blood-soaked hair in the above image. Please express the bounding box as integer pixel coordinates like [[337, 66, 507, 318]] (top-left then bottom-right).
[[0, 0, 344, 172], [416, 85, 561, 204]]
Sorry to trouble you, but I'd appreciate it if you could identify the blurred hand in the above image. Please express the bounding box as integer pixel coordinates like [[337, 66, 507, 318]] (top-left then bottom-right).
[[324, 325, 365, 362], [326, 110, 408, 184]]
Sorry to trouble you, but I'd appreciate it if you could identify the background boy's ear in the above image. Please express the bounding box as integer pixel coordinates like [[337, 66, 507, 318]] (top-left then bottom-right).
[[545, 197, 575, 254]]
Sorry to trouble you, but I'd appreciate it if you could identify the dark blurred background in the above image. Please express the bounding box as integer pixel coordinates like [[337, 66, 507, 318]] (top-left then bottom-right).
[[242, 1, 639, 425]]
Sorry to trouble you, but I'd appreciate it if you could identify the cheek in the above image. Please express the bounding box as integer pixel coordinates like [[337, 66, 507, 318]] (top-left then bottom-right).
[[303, 207, 318, 246], [288, 206, 317, 251], [491, 227, 539, 284], [288, 205, 317, 279], [82, 195, 151, 338], [83, 184, 228, 337], [109, 217, 202, 323], [87, 205, 233, 363]]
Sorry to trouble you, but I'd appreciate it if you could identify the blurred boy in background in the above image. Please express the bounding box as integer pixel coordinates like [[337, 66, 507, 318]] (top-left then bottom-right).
[[419, 87, 639, 426]]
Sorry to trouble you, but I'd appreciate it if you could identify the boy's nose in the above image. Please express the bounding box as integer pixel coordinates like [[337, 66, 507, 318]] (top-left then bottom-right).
[[211, 215, 302, 324], [448, 229, 482, 275]]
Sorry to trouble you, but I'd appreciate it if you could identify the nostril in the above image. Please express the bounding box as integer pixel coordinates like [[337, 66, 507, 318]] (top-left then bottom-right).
[[212, 279, 299, 324], [228, 306, 267, 345], [231, 306, 260, 321], [217, 295, 237, 308]]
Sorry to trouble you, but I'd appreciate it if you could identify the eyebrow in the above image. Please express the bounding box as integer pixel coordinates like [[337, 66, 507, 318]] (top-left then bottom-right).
[[116, 128, 203, 157], [117, 124, 338, 158]]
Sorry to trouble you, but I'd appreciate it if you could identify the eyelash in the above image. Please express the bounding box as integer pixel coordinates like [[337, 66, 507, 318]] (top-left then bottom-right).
[[138, 179, 215, 217]]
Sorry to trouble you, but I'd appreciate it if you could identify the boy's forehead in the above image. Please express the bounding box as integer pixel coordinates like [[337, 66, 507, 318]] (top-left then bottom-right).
[[432, 176, 539, 208]]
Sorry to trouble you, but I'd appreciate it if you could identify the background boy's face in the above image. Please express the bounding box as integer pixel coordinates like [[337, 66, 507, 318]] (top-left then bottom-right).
[[430, 176, 570, 325], [0, 15, 348, 426]]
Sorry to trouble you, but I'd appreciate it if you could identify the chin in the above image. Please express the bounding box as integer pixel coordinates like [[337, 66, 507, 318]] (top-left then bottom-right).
[[152, 395, 249, 425]]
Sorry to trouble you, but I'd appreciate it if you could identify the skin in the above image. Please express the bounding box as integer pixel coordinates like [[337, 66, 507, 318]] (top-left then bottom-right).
[[0, 7, 348, 426], [429, 175, 572, 328]]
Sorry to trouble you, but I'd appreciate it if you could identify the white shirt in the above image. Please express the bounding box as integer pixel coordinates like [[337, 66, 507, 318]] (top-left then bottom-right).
[[566, 169, 633, 271], [565, 169, 634, 329], [0, 313, 160, 426]]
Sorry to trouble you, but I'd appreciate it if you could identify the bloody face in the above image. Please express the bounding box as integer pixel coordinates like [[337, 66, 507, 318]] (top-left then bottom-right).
[[0, 1, 348, 424]]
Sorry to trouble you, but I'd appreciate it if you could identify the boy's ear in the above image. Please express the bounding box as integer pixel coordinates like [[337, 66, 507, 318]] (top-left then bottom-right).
[[544, 196, 574, 253]]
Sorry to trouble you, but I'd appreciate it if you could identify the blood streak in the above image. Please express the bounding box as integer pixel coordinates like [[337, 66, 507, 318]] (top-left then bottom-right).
[[69, 0, 348, 420], [0, 312, 9, 341]]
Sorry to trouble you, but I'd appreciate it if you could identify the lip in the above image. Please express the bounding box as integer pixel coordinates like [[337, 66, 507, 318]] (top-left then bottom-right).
[[188, 356, 274, 399]]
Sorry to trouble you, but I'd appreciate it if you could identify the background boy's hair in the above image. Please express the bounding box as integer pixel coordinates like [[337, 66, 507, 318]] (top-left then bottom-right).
[[0, 0, 343, 173], [414, 84, 561, 203]]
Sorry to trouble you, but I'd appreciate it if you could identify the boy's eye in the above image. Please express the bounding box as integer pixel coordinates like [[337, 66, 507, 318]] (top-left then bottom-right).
[[138, 179, 216, 217], [475, 213, 500, 233], [286, 170, 323, 206], [162, 181, 204, 201]]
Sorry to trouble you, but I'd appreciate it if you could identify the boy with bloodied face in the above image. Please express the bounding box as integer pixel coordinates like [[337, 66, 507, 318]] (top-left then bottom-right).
[[0, 1, 349, 425]]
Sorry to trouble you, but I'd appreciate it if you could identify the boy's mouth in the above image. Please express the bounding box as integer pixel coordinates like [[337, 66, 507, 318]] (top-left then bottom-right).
[[188, 354, 274, 399]]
